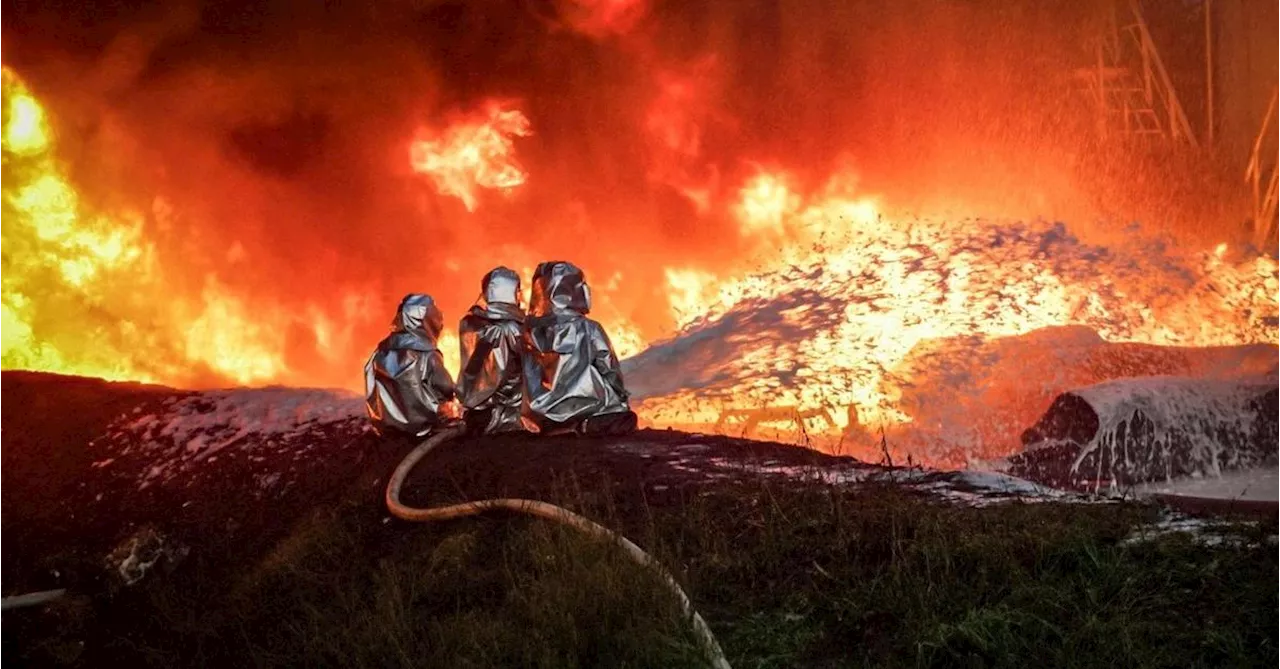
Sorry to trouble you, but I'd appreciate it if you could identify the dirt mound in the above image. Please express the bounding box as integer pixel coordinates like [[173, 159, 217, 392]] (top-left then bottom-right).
[[2, 371, 1084, 597]]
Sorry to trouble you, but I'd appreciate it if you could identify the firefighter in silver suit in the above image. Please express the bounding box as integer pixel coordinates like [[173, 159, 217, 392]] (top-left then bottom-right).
[[523, 261, 637, 435], [364, 293, 459, 438], [458, 266, 532, 435]]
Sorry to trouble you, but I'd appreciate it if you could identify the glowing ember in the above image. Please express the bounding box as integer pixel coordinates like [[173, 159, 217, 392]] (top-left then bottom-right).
[[409, 102, 532, 212]]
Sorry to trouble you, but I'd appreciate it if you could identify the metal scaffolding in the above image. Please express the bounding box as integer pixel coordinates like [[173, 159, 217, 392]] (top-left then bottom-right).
[[1074, 0, 1198, 147], [1246, 87, 1278, 249]]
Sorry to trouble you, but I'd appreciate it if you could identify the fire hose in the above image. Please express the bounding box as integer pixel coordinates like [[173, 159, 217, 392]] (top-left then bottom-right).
[[1, 588, 67, 611], [385, 425, 732, 669], [6, 428, 732, 666]]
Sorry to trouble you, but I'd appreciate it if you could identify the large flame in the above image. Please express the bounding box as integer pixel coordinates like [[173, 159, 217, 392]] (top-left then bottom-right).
[[3, 70, 155, 382], [2, 69, 288, 386], [409, 102, 532, 212]]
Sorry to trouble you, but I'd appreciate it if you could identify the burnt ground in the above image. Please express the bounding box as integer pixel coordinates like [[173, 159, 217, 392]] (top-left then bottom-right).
[[1, 373, 189, 591], [3, 369, 1075, 598], [0, 372, 892, 597], [2, 372, 1276, 668]]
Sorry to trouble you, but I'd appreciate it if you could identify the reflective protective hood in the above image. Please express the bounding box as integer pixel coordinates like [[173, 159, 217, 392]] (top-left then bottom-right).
[[529, 261, 591, 317], [364, 293, 456, 437], [468, 266, 525, 324], [396, 293, 444, 337], [459, 268, 530, 434], [524, 261, 631, 427], [480, 266, 522, 309]]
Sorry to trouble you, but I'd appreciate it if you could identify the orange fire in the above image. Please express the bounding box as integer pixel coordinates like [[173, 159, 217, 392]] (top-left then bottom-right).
[[2, 69, 293, 387], [409, 101, 532, 212]]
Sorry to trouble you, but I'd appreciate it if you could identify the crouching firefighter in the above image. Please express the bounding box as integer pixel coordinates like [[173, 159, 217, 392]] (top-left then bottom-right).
[[458, 267, 533, 435], [364, 293, 459, 438], [523, 261, 638, 435]]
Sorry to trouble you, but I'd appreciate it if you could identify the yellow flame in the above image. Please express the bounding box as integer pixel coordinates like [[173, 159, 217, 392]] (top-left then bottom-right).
[[735, 172, 800, 234], [2, 70, 159, 382], [409, 102, 532, 211], [1, 67, 305, 388], [437, 328, 461, 380], [181, 279, 286, 385], [4, 88, 48, 155], [664, 267, 719, 326], [605, 320, 644, 359]]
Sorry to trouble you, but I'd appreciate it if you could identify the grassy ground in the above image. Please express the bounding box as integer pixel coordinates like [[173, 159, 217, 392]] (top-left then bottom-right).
[[9, 473, 1276, 668]]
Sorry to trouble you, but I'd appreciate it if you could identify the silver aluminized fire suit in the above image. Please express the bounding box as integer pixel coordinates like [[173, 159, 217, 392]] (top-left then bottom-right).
[[523, 261, 635, 433], [458, 267, 530, 435], [364, 293, 457, 438]]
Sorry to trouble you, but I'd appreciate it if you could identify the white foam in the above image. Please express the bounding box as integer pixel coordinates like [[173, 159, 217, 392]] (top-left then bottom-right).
[[96, 387, 364, 491], [1067, 376, 1275, 486], [1130, 466, 1278, 503], [950, 470, 1063, 497]]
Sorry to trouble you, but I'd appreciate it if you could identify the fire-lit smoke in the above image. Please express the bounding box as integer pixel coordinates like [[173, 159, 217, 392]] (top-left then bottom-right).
[[644, 57, 723, 213], [1, 0, 1275, 459], [557, 0, 650, 38]]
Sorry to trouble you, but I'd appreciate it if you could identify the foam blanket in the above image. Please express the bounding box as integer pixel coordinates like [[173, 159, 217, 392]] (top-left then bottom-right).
[[1009, 375, 1278, 491], [629, 324, 1277, 467]]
